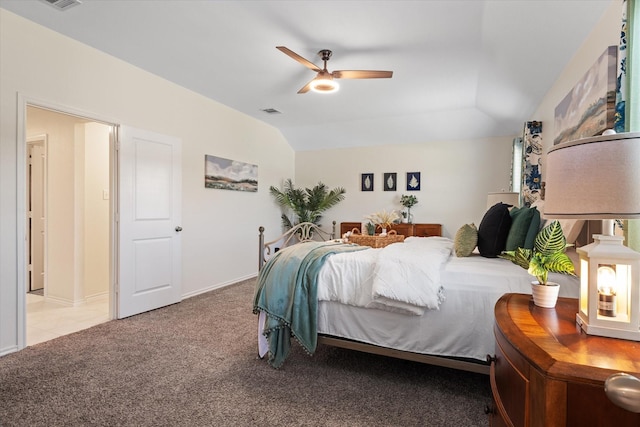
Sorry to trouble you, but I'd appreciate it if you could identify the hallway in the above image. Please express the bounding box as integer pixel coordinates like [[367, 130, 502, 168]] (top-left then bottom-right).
[[27, 293, 109, 346]]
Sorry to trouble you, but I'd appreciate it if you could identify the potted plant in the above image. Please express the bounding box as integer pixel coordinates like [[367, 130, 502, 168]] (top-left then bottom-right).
[[501, 220, 576, 308], [400, 194, 418, 223], [365, 222, 376, 236], [269, 178, 346, 229]]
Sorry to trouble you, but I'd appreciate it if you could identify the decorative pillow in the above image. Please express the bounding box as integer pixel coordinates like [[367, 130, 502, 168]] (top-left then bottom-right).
[[454, 223, 478, 257], [478, 203, 512, 258], [505, 207, 536, 251], [523, 207, 541, 249]]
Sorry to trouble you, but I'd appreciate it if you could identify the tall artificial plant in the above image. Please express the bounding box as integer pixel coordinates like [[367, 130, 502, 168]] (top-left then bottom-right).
[[269, 178, 346, 229], [501, 220, 576, 285]]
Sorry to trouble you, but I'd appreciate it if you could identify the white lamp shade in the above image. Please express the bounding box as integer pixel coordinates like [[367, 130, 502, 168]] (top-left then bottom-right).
[[487, 192, 520, 209], [545, 132, 640, 219]]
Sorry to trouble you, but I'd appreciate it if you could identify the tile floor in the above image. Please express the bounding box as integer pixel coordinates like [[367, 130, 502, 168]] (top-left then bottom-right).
[[26, 292, 110, 346]]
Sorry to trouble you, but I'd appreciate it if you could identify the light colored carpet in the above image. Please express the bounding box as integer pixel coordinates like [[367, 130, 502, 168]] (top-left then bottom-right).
[[0, 279, 490, 426]]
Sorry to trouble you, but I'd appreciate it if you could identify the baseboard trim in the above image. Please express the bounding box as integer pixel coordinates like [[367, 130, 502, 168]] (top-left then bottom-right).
[[1, 345, 19, 357], [181, 273, 257, 300]]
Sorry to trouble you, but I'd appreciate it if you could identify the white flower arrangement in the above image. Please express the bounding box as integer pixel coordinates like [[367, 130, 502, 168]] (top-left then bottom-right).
[[364, 209, 401, 231]]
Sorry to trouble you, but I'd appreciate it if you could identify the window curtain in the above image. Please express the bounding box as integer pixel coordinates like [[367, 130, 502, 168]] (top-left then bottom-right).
[[614, 0, 628, 132], [628, 0, 638, 132], [622, 0, 640, 250]]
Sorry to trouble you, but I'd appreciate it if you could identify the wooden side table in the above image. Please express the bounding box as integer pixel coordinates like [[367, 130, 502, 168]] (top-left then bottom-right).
[[490, 293, 640, 426]]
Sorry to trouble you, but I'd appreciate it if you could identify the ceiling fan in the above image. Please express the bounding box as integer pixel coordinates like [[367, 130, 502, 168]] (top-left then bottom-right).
[[276, 46, 393, 94]]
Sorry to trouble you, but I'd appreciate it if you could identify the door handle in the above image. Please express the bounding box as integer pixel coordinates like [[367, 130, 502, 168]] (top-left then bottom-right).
[[175, 226, 183, 232]]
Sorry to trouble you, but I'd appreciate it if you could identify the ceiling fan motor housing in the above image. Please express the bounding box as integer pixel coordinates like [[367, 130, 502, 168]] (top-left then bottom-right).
[[318, 49, 333, 62]]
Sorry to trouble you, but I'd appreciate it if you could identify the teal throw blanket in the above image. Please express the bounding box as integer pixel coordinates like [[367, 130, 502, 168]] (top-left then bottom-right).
[[254, 241, 366, 368]]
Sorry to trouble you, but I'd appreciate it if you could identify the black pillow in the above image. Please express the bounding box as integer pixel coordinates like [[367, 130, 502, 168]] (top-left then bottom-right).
[[478, 203, 512, 258]]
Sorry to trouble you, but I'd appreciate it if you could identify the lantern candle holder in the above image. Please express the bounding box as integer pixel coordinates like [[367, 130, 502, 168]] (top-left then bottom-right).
[[576, 235, 640, 340]]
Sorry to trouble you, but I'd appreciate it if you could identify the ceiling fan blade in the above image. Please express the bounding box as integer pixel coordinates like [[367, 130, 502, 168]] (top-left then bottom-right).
[[297, 80, 314, 94], [276, 46, 322, 72], [332, 70, 393, 79]]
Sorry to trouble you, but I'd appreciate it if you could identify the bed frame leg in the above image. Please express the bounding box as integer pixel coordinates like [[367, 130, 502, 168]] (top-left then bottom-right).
[[258, 226, 265, 271]]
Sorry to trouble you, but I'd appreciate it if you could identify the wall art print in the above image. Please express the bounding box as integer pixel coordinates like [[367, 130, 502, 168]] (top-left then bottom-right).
[[521, 121, 542, 207], [554, 45, 617, 145], [383, 173, 397, 191], [361, 173, 374, 191], [204, 155, 258, 192], [406, 172, 420, 191]]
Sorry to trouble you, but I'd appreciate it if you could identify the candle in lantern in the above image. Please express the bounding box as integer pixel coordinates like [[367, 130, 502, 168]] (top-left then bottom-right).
[[597, 265, 617, 317]]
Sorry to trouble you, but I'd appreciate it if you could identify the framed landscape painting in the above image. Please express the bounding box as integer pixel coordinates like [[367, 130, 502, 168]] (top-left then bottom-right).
[[205, 155, 258, 192], [554, 45, 617, 145]]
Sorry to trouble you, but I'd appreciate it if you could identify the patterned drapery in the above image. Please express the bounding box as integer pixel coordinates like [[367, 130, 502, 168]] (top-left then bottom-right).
[[614, 0, 628, 133]]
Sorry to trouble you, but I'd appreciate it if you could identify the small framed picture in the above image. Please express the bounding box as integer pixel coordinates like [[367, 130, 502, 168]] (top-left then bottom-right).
[[361, 173, 374, 191], [406, 172, 421, 191], [383, 173, 397, 191]]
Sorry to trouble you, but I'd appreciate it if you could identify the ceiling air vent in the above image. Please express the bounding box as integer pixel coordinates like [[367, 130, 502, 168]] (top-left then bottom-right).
[[41, 0, 82, 11], [261, 108, 281, 115]]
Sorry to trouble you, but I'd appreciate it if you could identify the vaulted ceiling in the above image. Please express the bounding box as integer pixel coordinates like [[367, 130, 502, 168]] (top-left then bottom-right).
[[1, 0, 613, 150]]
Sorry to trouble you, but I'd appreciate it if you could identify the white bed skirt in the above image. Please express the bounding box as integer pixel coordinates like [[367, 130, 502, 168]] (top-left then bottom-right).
[[317, 255, 580, 362]]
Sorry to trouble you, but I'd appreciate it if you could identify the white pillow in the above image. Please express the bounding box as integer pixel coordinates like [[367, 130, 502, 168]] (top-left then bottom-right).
[[530, 199, 584, 244]]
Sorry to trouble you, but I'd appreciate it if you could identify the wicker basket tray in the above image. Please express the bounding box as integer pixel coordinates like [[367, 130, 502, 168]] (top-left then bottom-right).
[[348, 229, 405, 248]]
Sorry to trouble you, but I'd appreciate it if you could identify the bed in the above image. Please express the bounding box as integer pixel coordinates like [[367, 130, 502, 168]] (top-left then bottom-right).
[[254, 217, 580, 374]]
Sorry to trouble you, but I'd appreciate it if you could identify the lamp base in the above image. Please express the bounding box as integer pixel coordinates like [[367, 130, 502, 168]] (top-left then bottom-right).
[[576, 312, 640, 341]]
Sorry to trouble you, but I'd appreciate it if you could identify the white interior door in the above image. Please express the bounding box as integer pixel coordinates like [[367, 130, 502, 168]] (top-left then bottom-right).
[[27, 137, 46, 292], [117, 126, 182, 318]]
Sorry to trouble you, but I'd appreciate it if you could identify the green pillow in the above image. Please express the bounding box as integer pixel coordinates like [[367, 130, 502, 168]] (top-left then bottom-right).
[[454, 223, 478, 257], [523, 208, 541, 249], [505, 207, 535, 251]]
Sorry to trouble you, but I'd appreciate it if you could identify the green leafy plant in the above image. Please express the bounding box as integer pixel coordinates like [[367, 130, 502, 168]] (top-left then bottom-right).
[[269, 179, 346, 229], [399, 194, 418, 223], [500, 220, 576, 285], [364, 222, 376, 236], [400, 194, 418, 209]]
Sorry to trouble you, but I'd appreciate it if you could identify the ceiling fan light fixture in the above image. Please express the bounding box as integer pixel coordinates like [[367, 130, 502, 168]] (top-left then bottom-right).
[[310, 76, 339, 93]]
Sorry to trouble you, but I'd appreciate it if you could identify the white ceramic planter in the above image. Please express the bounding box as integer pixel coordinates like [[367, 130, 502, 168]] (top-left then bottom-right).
[[531, 281, 560, 308]]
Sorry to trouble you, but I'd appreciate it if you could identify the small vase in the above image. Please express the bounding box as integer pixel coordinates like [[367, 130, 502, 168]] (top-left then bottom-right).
[[531, 281, 560, 308], [380, 228, 387, 237]]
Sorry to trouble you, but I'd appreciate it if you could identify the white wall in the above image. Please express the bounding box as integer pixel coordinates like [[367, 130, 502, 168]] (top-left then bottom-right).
[[0, 10, 292, 354], [82, 122, 110, 300], [296, 137, 515, 238]]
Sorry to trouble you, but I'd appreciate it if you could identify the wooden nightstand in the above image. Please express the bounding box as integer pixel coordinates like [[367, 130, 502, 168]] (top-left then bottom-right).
[[489, 293, 640, 427]]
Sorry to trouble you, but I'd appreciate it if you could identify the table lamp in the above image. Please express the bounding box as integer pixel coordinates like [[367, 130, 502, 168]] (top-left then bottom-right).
[[486, 192, 520, 210], [544, 131, 640, 340]]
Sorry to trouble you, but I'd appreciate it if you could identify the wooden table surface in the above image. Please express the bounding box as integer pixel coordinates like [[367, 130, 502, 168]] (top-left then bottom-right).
[[495, 293, 640, 386]]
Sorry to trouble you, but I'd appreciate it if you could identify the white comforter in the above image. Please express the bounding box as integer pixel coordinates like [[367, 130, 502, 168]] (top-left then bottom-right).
[[317, 237, 454, 315]]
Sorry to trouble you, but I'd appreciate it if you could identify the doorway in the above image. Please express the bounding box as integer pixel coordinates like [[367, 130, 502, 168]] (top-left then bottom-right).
[[25, 105, 113, 345], [16, 97, 183, 350]]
